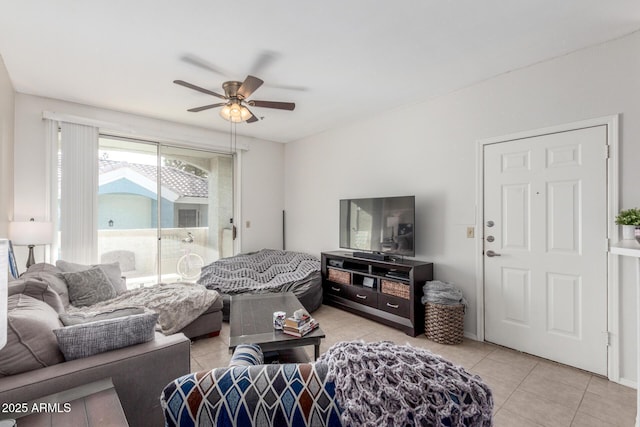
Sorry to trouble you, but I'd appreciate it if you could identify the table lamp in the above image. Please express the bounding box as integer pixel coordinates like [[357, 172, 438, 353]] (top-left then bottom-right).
[[9, 219, 53, 269]]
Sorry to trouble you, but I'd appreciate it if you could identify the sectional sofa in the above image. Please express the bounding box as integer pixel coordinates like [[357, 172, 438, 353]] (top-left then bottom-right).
[[0, 261, 223, 426]]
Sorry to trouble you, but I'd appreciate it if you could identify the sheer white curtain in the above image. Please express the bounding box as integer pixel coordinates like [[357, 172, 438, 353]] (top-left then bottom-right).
[[59, 122, 98, 264]]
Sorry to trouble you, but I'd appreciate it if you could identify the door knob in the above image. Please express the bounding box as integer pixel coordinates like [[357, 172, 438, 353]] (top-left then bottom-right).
[[486, 250, 501, 257]]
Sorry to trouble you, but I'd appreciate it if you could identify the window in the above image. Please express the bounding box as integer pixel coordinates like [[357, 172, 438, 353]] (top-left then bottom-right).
[[178, 209, 198, 228], [55, 130, 235, 287]]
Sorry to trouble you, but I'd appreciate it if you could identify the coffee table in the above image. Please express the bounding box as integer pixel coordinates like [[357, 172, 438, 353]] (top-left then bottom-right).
[[229, 292, 325, 360]]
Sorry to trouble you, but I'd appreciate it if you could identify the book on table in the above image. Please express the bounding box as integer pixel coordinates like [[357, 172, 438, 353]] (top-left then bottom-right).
[[283, 318, 319, 337], [284, 314, 311, 329]]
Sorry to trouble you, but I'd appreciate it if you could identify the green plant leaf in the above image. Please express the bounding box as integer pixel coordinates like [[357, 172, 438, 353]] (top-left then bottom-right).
[[616, 208, 640, 225]]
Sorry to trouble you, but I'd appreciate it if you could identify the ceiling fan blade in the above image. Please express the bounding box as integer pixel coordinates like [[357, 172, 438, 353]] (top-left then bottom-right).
[[245, 107, 260, 123], [266, 83, 308, 92], [238, 75, 264, 99], [249, 100, 295, 111], [180, 54, 230, 77], [249, 50, 279, 76], [173, 80, 227, 100], [187, 103, 226, 112]]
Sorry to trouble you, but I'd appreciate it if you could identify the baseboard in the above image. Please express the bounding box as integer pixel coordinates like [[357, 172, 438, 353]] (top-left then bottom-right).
[[463, 331, 479, 341], [617, 377, 638, 390]]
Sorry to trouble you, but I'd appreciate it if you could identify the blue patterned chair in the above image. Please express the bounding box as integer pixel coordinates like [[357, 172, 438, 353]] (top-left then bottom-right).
[[160, 344, 342, 427], [160, 342, 493, 427]]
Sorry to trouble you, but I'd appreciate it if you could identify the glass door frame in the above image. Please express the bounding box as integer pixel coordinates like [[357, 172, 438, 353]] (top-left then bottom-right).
[[96, 134, 238, 287], [157, 143, 236, 284]]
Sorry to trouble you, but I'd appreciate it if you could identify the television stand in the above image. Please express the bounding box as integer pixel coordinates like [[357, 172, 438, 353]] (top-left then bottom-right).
[[353, 251, 388, 261], [321, 251, 434, 336]]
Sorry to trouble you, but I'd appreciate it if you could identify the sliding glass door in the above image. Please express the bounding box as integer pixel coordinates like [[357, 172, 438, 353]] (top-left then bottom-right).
[[97, 137, 234, 287], [158, 145, 234, 283]]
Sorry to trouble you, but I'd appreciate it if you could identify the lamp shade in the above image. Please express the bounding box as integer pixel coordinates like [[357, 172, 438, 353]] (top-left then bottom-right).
[[9, 221, 53, 246], [220, 103, 251, 122]]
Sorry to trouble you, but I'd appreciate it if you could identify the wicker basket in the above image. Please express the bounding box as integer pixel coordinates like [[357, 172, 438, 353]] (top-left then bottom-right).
[[424, 302, 465, 344], [381, 279, 410, 300], [328, 268, 351, 285]]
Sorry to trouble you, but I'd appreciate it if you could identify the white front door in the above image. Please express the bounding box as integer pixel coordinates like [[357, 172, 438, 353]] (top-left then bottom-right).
[[483, 125, 608, 375]]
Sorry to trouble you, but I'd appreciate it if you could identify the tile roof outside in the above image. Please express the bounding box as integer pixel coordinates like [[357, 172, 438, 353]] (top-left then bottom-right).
[[99, 159, 208, 198]]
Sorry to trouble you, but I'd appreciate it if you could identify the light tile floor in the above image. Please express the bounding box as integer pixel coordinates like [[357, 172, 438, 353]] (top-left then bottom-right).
[[190, 304, 637, 427]]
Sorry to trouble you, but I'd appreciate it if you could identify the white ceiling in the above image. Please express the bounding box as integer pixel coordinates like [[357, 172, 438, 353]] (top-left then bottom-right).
[[1, 1, 639, 143]]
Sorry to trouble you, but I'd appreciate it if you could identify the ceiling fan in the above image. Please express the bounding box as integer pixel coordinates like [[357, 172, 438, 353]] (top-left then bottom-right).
[[173, 75, 295, 123]]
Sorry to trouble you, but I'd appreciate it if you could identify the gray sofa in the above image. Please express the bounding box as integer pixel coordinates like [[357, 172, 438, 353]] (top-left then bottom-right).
[[0, 261, 222, 426], [0, 332, 190, 427]]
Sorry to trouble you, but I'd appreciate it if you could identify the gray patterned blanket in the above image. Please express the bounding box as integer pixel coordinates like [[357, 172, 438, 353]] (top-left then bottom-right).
[[67, 283, 220, 335], [319, 341, 494, 427], [197, 249, 320, 294]]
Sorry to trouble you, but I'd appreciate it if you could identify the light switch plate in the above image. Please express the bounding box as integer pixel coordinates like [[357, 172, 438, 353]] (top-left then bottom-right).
[[467, 227, 475, 238]]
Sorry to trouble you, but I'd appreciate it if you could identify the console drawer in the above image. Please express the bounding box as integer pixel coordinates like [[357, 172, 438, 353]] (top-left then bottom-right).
[[325, 282, 349, 297], [378, 293, 410, 318], [344, 286, 378, 308]]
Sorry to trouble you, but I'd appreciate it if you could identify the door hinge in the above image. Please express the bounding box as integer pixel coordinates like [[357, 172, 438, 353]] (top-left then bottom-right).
[[604, 331, 611, 347], [605, 144, 610, 159]]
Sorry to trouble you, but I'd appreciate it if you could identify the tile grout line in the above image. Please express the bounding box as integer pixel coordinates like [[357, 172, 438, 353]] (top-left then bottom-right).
[[470, 348, 531, 416], [566, 375, 594, 426], [569, 376, 634, 426], [496, 359, 552, 426], [515, 361, 586, 427]]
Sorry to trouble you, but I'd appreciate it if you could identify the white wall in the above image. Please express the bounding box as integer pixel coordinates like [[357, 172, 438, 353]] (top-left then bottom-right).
[[285, 32, 640, 384], [0, 56, 14, 238], [240, 139, 285, 252], [13, 94, 285, 262]]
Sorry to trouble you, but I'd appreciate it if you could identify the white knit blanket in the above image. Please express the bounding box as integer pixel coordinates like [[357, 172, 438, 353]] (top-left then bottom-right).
[[319, 341, 493, 427], [67, 283, 220, 335], [197, 249, 320, 294]]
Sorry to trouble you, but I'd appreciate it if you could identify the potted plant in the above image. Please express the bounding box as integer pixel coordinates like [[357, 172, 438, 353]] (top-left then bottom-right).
[[615, 208, 640, 239]]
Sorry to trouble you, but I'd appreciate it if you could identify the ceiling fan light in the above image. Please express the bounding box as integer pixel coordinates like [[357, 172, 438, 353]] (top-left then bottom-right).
[[239, 106, 251, 121], [220, 103, 251, 122], [219, 104, 235, 122]]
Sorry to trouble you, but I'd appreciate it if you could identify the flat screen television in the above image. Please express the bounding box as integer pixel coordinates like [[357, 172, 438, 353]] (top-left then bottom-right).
[[339, 195, 415, 257]]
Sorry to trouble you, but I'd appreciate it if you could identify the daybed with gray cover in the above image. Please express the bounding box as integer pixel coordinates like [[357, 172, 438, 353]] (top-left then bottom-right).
[[197, 249, 323, 320]]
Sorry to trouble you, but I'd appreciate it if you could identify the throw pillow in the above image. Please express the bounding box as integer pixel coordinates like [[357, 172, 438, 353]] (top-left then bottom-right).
[[8, 278, 66, 314], [0, 294, 65, 376], [62, 267, 117, 307], [23, 263, 70, 307], [53, 311, 159, 360], [59, 307, 146, 326], [56, 260, 127, 295]]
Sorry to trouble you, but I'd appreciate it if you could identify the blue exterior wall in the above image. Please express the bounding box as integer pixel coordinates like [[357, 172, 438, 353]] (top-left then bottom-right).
[[99, 178, 174, 229]]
